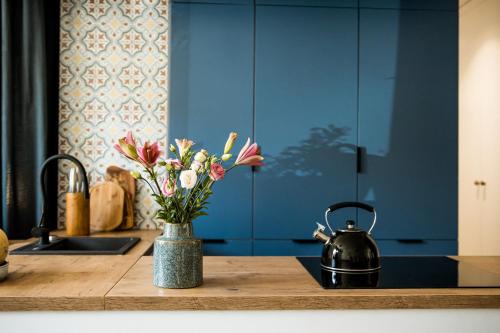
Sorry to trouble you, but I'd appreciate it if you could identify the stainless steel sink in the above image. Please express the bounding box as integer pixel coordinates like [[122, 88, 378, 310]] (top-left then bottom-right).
[[10, 237, 140, 255]]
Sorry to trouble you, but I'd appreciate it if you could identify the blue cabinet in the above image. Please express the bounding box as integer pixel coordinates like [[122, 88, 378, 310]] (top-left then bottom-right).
[[169, 2, 254, 240], [357, 9, 458, 248], [254, 5, 359, 240], [168, 2, 458, 255]]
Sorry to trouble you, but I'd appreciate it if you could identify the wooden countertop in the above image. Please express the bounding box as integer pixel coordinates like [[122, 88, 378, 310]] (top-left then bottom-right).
[[106, 256, 500, 311], [0, 230, 160, 311], [2, 231, 500, 311]]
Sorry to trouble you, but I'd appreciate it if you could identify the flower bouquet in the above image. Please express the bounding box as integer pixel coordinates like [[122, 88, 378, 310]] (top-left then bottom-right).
[[115, 131, 263, 288]]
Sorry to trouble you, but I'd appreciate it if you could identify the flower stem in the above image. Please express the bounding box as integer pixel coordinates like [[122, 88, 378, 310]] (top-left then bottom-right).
[[225, 164, 237, 173], [186, 178, 214, 219], [183, 173, 206, 209], [140, 178, 156, 195], [146, 168, 183, 223]]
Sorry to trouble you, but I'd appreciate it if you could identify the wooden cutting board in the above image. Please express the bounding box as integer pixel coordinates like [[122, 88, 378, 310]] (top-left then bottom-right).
[[105, 166, 135, 229], [121, 191, 134, 230], [105, 166, 136, 202], [90, 182, 125, 232]]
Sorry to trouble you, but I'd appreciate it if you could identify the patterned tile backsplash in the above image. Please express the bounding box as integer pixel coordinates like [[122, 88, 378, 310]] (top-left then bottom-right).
[[58, 0, 169, 229]]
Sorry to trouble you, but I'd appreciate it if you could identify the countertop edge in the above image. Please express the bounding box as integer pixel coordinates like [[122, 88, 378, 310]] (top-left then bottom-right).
[[0, 296, 104, 311], [104, 293, 500, 311]]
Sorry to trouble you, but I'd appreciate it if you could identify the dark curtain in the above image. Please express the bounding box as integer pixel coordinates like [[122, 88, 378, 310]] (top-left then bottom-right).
[[1, 0, 60, 238]]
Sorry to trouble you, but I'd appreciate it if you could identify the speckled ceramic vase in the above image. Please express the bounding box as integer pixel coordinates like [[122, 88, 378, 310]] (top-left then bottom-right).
[[153, 222, 203, 288]]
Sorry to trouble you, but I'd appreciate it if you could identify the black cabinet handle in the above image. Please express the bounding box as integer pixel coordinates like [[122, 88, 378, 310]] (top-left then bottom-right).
[[396, 239, 425, 244], [292, 239, 320, 244], [356, 146, 362, 173], [356, 146, 366, 174], [203, 239, 226, 244]]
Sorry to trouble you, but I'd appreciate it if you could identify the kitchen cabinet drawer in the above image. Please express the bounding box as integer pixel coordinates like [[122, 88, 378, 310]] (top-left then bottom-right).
[[173, 0, 250, 4], [359, 0, 457, 11], [203, 240, 253, 256], [253, 240, 323, 256], [377, 240, 457, 256], [256, 0, 356, 7]]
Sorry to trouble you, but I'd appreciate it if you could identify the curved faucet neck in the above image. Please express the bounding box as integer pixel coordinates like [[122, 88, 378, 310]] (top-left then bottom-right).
[[35, 154, 89, 244]]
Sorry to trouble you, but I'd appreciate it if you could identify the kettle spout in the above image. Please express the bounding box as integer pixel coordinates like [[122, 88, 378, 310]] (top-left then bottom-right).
[[313, 223, 330, 244]]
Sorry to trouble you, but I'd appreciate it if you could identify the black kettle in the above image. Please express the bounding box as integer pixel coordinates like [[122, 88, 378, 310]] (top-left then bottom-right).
[[313, 202, 381, 273]]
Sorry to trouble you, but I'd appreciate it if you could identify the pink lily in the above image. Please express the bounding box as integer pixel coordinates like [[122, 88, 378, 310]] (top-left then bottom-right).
[[175, 138, 194, 158], [137, 141, 161, 168], [235, 138, 264, 166], [114, 131, 139, 160]]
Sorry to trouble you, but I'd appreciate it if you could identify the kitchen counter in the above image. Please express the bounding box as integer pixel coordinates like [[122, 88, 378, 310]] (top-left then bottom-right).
[[107, 256, 500, 310], [2, 231, 500, 311], [0, 230, 160, 311]]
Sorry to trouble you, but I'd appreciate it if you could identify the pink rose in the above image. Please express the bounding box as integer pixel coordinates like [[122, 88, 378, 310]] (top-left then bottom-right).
[[209, 163, 225, 181], [161, 177, 176, 197]]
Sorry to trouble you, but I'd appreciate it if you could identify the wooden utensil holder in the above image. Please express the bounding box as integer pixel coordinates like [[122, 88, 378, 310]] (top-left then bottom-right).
[[66, 192, 90, 236]]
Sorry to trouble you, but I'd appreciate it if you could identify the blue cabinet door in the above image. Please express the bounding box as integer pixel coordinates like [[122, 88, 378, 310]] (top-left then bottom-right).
[[357, 9, 458, 242], [169, 3, 254, 239], [254, 5, 358, 240]]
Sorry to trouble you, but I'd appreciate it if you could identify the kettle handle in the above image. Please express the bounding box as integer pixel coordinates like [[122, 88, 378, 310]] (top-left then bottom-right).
[[325, 201, 377, 235], [328, 201, 374, 213]]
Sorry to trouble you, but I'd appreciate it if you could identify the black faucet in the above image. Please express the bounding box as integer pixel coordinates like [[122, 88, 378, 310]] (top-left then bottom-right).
[[33, 154, 89, 245]]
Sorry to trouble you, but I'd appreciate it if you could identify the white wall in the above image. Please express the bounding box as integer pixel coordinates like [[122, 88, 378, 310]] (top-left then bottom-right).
[[2, 310, 500, 333], [459, 0, 500, 255]]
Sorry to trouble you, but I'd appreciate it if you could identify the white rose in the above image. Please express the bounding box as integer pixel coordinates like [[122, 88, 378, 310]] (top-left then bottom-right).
[[190, 161, 203, 173], [194, 150, 208, 163], [179, 170, 197, 189]]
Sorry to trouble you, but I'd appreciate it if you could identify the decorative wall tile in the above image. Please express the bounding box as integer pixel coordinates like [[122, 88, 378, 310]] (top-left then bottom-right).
[[59, 0, 169, 230]]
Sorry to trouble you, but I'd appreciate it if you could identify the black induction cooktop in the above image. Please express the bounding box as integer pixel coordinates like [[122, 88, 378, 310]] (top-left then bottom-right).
[[297, 256, 500, 289]]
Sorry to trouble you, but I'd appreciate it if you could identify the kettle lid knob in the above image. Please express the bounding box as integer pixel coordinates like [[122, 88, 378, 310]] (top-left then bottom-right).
[[346, 220, 356, 230]]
